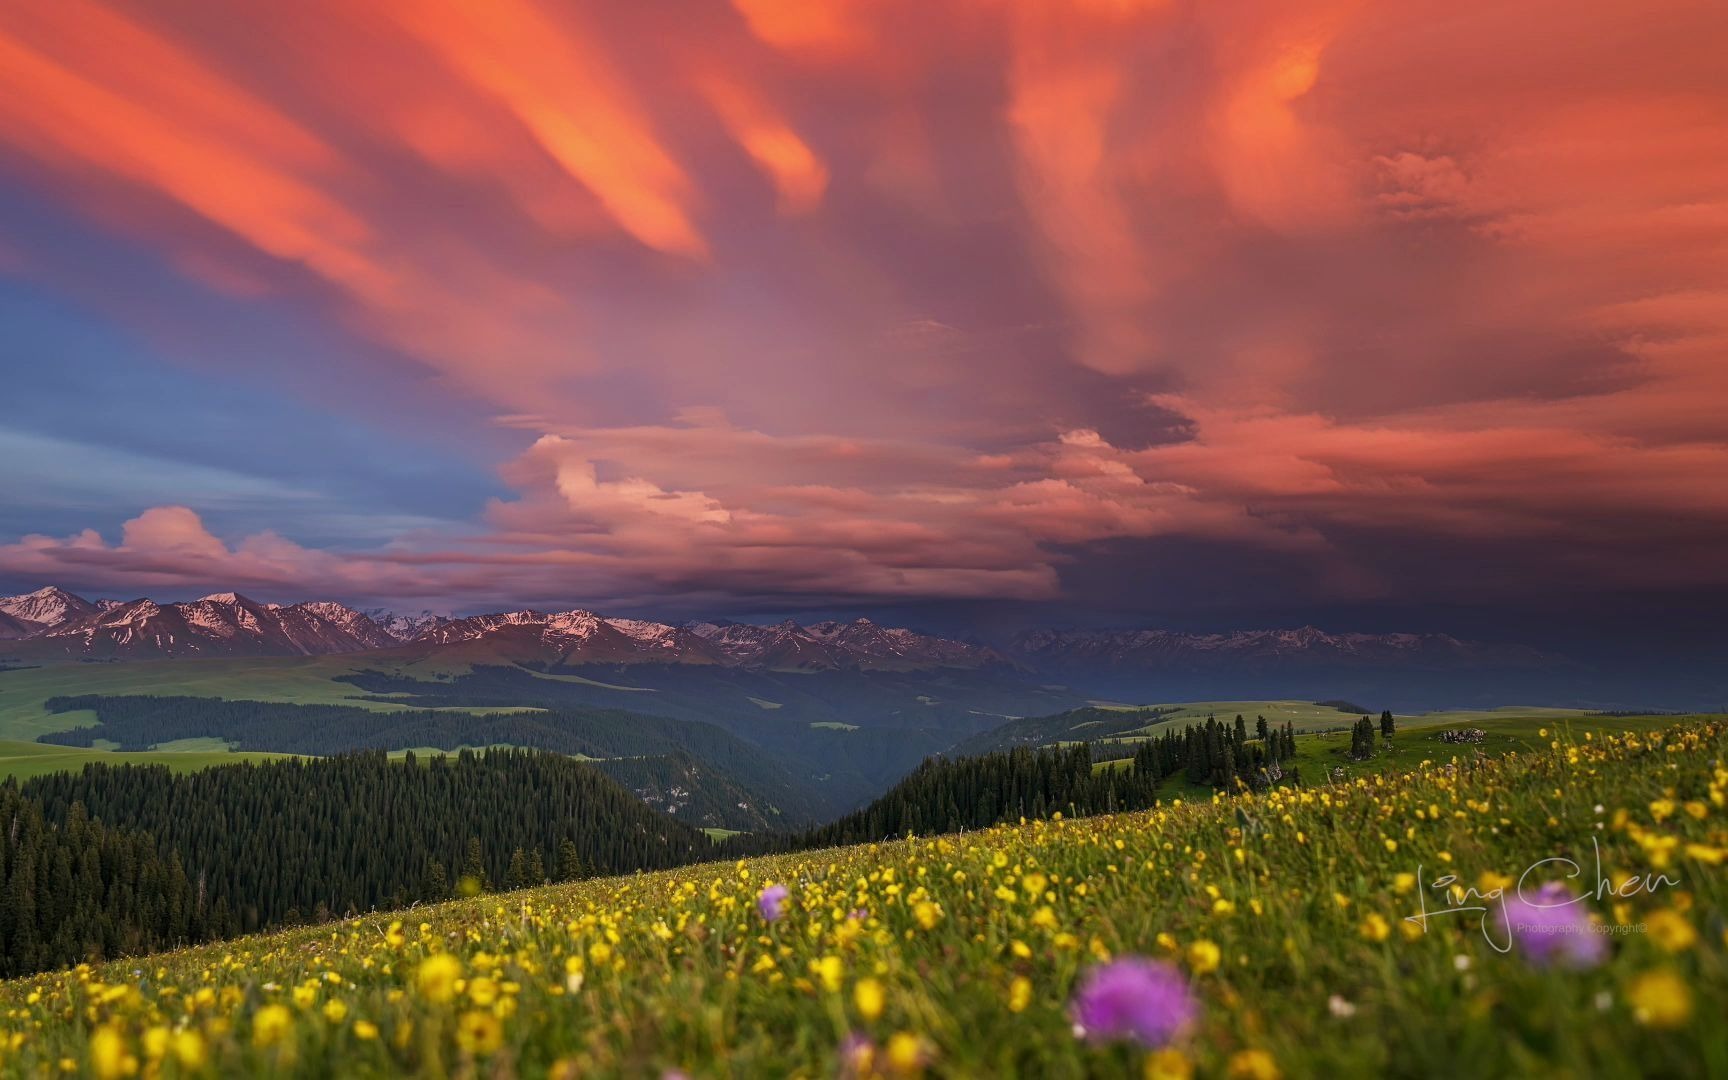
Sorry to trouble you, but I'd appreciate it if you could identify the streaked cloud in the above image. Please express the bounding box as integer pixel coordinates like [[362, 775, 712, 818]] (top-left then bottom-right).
[[0, 0, 1723, 613]]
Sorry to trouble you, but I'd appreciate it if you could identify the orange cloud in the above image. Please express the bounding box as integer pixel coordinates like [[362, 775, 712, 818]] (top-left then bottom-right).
[[730, 0, 875, 57], [1004, 0, 1163, 375], [381, 0, 707, 259], [0, 5, 386, 298], [698, 73, 829, 214]]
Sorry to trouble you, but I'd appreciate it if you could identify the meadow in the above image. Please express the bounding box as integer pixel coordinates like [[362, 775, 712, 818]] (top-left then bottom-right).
[[0, 739, 290, 782], [0, 657, 551, 745], [0, 718, 1721, 1077]]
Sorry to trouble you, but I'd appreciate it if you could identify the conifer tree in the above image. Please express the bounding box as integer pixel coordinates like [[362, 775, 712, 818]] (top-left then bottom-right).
[[558, 839, 585, 882], [461, 837, 488, 891]]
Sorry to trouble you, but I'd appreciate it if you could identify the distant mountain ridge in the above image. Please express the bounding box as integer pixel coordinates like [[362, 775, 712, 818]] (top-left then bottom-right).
[[1006, 625, 1559, 672], [0, 586, 1006, 670], [0, 586, 1560, 680]]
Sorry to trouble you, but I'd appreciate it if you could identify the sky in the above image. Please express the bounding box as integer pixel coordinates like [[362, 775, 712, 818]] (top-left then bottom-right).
[[0, 0, 1725, 642]]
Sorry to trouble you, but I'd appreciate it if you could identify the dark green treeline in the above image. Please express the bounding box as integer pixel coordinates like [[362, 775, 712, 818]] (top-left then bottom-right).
[[6, 749, 707, 976]]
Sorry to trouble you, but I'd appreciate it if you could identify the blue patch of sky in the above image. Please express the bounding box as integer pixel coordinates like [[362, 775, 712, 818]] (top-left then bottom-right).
[[0, 190, 513, 550]]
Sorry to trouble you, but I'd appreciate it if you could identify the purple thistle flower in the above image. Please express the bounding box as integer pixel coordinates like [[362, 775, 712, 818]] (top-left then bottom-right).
[[1069, 957, 1197, 1047], [1499, 880, 1606, 968], [757, 883, 790, 923]]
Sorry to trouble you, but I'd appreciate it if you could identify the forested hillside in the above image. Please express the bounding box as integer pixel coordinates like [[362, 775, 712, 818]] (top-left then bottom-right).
[[40, 695, 826, 823], [730, 744, 1164, 855], [594, 752, 791, 832], [0, 785, 195, 978], [13, 750, 710, 967]]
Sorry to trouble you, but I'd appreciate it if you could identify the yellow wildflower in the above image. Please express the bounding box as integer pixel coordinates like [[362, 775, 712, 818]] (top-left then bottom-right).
[[253, 1003, 294, 1047], [816, 954, 844, 993], [1227, 1048, 1282, 1080], [1187, 940, 1221, 975], [456, 1010, 504, 1055], [886, 1032, 927, 1074], [1145, 1047, 1194, 1080], [171, 1031, 207, 1070], [141, 1026, 170, 1061], [90, 1027, 133, 1080], [914, 901, 943, 930], [469, 976, 499, 1007], [855, 978, 885, 1021], [416, 953, 463, 1004], [1647, 911, 1698, 953], [1627, 969, 1693, 1028]]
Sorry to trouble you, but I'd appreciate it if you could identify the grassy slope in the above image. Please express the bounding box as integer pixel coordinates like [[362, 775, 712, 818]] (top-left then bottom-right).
[[1098, 711, 1685, 799], [0, 657, 544, 742], [1119, 701, 1594, 738], [2, 719, 1722, 1077], [0, 739, 292, 781]]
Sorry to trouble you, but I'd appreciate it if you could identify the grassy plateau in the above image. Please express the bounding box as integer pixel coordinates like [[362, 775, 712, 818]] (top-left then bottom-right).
[[0, 717, 1722, 1077]]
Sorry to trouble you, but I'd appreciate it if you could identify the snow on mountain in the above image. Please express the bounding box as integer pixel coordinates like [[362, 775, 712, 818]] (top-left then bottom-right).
[[410, 610, 547, 645], [8, 588, 399, 658], [0, 586, 99, 629], [0, 585, 1554, 678], [361, 608, 452, 643]]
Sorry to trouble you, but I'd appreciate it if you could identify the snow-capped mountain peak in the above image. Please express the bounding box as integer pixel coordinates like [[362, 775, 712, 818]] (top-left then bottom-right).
[[0, 586, 100, 628], [0, 585, 1553, 679]]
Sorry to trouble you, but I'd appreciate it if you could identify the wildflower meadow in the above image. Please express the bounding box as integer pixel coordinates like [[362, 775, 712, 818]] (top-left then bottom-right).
[[2, 719, 1723, 1077]]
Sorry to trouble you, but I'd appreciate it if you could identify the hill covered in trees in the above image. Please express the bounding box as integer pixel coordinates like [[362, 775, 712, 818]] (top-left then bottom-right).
[[39, 694, 826, 824], [594, 751, 794, 832], [5, 749, 711, 974], [729, 743, 1165, 855], [0, 784, 192, 978]]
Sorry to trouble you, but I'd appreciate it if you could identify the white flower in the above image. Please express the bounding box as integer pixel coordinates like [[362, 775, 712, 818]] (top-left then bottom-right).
[[1328, 994, 1357, 1018], [1452, 955, 1472, 972]]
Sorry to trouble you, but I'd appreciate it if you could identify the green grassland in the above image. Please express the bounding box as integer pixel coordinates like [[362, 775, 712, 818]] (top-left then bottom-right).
[[1114, 701, 1595, 740], [0, 738, 291, 781], [1095, 711, 1693, 801], [3, 718, 1720, 1077], [0, 657, 546, 743]]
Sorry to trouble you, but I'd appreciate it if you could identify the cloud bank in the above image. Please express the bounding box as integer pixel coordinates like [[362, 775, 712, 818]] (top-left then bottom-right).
[[1, 0, 1724, 613]]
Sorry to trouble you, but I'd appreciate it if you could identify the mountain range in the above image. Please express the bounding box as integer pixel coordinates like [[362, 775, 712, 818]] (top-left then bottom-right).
[[0, 587, 1011, 671], [0, 585, 1565, 680]]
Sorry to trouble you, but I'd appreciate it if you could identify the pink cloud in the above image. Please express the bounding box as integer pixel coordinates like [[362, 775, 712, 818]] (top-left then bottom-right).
[[0, 0, 1723, 610]]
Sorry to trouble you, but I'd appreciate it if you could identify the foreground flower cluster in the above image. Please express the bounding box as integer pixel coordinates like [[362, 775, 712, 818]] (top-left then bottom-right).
[[1, 719, 1723, 1077]]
